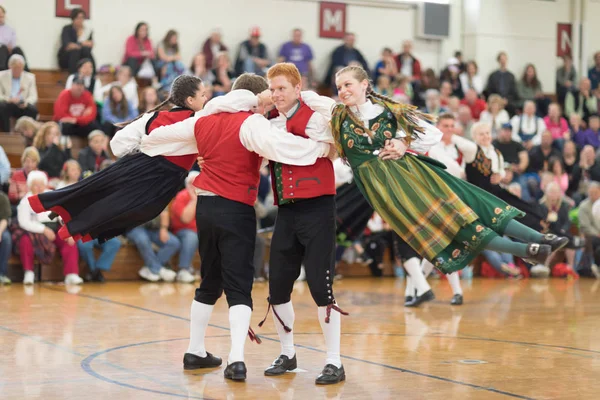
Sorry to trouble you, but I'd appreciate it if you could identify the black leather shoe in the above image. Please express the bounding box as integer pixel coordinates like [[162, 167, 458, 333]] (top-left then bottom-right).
[[405, 289, 435, 307], [523, 243, 552, 265], [92, 269, 105, 283], [450, 294, 463, 306], [183, 352, 222, 370], [264, 354, 297, 376], [224, 361, 247, 381], [316, 364, 345, 385], [541, 234, 569, 252], [404, 296, 414, 304]]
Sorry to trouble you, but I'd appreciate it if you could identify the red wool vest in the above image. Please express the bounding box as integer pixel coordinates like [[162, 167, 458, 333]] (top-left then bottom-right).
[[193, 112, 262, 206], [270, 101, 335, 205], [146, 108, 198, 170]]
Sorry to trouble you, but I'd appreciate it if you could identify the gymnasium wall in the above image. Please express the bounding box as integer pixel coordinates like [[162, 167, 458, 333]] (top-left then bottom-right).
[[2, 0, 597, 92]]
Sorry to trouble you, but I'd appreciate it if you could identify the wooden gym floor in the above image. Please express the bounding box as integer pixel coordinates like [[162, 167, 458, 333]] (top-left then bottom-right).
[[1, 277, 599, 400]]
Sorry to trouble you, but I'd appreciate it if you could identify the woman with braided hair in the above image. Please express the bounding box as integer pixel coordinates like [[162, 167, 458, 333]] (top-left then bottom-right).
[[308, 66, 568, 302], [28, 75, 209, 244]]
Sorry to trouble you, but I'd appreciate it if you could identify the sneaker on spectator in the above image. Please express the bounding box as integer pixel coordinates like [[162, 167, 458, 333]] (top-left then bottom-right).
[[23, 271, 35, 285], [139, 267, 160, 282], [0, 275, 11, 285], [177, 269, 195, 283], [530, 264, 550, 278], [159, 267, 177, 282], [65, 274, 83, 285], [501, 263, 521, 277], [591, 264, 600, 279]]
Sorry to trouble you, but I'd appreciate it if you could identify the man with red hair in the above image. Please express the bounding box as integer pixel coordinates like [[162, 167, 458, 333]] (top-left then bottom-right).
[[259, 63, 346, 385]]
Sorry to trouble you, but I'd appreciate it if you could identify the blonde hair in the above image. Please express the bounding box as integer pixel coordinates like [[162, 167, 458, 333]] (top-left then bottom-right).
[[21, 146, 40, 165], [469, 121, 491, 139], [487, 94, 505, 111], [33, 121, 60, 150], [60, 159, 81, 181], [14, 116, 40, 134]]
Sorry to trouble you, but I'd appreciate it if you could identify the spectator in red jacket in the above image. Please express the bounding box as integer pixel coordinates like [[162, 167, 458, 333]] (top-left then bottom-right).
[[460, 88, 487, 120], [395, 40, 421, 82], [53, 74, 99, 138], [202, 30, 227, 71]]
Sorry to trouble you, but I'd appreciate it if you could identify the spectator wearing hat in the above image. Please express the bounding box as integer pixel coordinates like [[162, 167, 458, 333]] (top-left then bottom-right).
[[234, 26, 270, 76], [440, 57, 463, 98], [0, 54, 37, 132], [57, 8, 94, 74], [0, 5, 28, 71], [77, 130, 109, 176], [53, 74, 99, 138], [509, 100, 546, 149], [493, 122, 531, 195]]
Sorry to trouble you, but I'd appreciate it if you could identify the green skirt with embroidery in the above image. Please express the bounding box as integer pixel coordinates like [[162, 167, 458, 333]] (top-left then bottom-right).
[[353, 154, 525, 273]]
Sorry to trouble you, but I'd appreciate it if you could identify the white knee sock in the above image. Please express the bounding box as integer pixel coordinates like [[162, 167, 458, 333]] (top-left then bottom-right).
[[447, 272, 463, 295], [317, 306, 342, 368], [273, 302, 295, 358], [186, 300, 214, 357], [404, 257, 431, 296], [421, 258, 435, 278], [404, 275, 414, 298], [228, 304, 251, 364]]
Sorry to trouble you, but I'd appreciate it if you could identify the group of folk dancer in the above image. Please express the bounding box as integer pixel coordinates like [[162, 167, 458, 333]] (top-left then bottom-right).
[[28, 63, 568, 384]]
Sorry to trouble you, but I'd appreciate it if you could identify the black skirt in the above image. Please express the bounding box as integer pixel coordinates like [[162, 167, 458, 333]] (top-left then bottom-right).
[[29, 152, 189, 243], [335, 182, 373, 243]]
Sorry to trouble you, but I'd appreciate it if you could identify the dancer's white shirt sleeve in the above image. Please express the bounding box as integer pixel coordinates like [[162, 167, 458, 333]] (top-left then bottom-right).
[[140, 90, 260, 157], [451, 134, 478, 163], [270, 103, 334, 144], [396, 120, 443, 154], [428, 143, 465, 179], [300, 91, 336, 121], [110, 113, 153, 157], [239, 114, 330, 165]]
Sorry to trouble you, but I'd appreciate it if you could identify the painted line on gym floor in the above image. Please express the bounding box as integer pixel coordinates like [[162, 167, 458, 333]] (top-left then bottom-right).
[[0, 323, 210, 399], [41, 286, 535, 399]]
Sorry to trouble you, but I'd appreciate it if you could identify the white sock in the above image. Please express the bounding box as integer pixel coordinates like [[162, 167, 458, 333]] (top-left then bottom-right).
[[447, 272, 463, 295], [186, 300, 214, 357], [404, 275, 414, 298], [404, 257, 431, 296], [273, 302, 295, 358], [228, 304, 251, 364], [421, 258, 435, 278], [317, 306, 342, 368]]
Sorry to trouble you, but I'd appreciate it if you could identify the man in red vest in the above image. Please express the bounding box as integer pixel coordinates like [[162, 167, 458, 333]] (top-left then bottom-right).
[[141, 73, 335, 382], [258, 63, 345, 385]]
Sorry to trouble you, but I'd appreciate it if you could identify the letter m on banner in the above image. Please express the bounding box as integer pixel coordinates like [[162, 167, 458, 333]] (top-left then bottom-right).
[[320, 2, 346, 39], [56, 0, 91, 19]]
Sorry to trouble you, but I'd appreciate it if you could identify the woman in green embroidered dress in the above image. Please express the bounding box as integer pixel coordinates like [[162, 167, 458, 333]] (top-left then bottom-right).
[[312, 66, 568, 274]]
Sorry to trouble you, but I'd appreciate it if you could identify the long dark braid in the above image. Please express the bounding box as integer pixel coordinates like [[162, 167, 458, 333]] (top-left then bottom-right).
[[116, 75, 203, 128]]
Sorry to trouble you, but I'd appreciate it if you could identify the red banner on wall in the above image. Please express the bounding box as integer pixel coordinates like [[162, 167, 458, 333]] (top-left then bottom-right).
[[319, 2, 346, 39], [56, 0, 90, 19], [556, 23, 572, 57]]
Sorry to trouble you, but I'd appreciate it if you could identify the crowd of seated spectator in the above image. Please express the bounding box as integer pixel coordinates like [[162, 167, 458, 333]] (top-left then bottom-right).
[[2, 5, 600, 285]]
